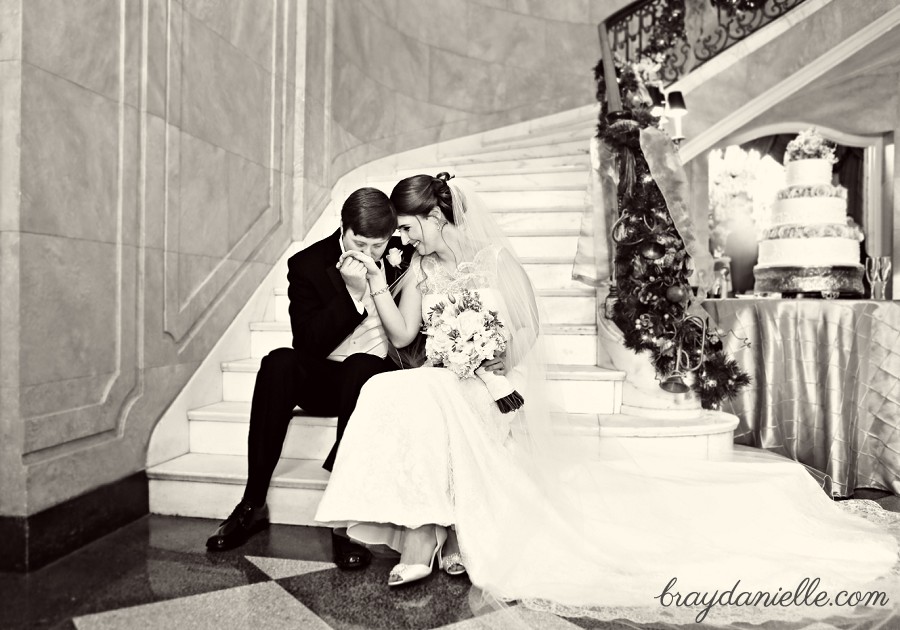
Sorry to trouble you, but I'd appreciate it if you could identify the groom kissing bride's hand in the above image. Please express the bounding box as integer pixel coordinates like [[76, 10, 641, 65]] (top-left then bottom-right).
[[205, 187, 413, 571]]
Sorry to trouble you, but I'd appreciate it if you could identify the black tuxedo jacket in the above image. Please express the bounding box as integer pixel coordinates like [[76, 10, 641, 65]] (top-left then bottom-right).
[[286, 229, 408, 358]]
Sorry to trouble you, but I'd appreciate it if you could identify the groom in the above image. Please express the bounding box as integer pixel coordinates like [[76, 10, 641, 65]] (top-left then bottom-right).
[[206, 187, 410, 570]]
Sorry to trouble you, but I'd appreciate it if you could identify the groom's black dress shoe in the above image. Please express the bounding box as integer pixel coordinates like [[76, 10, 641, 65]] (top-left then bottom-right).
[[332, 530, 372, 570], [206, 501, 270, 551]]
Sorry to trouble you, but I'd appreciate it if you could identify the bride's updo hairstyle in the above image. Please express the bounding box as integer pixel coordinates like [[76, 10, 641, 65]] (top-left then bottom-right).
[[390, 172, 456, 222]]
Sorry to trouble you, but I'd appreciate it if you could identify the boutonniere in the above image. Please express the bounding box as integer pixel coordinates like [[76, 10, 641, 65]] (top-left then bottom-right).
[[385, 235, 415, 274], [385, 247, 403, 268]]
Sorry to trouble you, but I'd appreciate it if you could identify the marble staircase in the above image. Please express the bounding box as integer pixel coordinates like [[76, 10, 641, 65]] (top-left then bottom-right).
[[147, 118, 618, 525], [147, 111, 736, 527]]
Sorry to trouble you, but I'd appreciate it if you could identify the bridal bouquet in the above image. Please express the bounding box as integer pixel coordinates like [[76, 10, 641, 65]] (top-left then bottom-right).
[[424, 289, 524, 413]]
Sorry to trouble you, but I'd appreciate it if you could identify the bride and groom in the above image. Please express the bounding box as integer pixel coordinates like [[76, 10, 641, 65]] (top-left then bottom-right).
[[207, 173, 900, 625]]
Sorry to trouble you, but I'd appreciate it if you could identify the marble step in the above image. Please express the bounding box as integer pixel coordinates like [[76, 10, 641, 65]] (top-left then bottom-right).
[[537, 287, 596, 324], [392, 158, 589, 178], [477, 105, 596, 145], [256, 286, 593, 358], [476, 189, 586, 210], [492, 209, 582, 231], [533, 323, 599, 365], [149, 409, 738, 525], [480, 117, 596, 146], [506, 228, 580, 259], [437, 139, 589, 165], [270, 253, 588, 321], [367, 169, 589, 192], [271, 263, 586, 322], [470, 127, 593, 152], [193, 366, 624, 457], [250, 317, 599, 365], [561, 410, 740, 461], [188, 401, 337, 461], [222, 353, 616, 410], [148, 453, 328, 526], [522, 260, 588, 290]]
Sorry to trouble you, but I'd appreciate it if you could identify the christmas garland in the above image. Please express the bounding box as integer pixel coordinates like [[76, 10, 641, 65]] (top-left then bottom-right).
[[594, 59, 750, 409]]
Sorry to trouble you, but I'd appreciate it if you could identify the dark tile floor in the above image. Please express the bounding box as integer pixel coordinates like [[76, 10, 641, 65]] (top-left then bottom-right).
[[1, 489, 898, 630]]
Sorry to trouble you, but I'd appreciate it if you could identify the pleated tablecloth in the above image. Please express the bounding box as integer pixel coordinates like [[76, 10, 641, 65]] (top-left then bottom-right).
[[703, 298, 900, 496]]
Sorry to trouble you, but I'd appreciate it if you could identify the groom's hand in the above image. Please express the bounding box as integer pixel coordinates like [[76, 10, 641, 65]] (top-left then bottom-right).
[[338, 250, 382, 280], [338, 256, 368, 301]]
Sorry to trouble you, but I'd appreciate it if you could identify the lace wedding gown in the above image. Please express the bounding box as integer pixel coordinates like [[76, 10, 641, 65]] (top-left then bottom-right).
[[315, 246, 900, 627]]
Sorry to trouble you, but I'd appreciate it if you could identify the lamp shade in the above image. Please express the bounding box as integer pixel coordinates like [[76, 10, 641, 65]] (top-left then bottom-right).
[[666, 90, 687, 116], [646, 85, 665, 117]]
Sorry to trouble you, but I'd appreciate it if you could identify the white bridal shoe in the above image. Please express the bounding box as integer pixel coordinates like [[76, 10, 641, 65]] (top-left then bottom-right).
[[440, 551, 466, 576], [388, 527, 448, 587]]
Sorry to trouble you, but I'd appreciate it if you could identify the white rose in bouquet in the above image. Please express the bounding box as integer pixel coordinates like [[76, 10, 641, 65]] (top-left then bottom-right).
[[456, 310, 485, 342]]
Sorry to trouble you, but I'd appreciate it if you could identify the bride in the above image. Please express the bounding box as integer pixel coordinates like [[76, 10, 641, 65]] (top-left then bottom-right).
[[315, 173, 900, 627]]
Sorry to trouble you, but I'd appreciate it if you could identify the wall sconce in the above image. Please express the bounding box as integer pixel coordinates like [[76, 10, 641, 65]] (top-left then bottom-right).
[[665, 90, 688, 145], [647, 85, 666, 117]]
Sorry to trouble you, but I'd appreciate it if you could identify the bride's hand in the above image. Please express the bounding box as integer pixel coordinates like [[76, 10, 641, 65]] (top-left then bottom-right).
[[481, 350, 508, 376], [338, 251, 383, 282]]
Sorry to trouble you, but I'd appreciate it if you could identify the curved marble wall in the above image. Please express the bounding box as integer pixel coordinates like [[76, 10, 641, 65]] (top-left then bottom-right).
[[327, 0, 615, 179]]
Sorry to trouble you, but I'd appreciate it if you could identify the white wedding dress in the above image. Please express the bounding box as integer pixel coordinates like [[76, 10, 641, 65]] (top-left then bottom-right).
[[315, 246, 900, 628]]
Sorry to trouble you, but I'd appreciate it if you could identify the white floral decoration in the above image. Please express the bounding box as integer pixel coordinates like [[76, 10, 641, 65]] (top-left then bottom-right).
[[785, 128, 838, 164]]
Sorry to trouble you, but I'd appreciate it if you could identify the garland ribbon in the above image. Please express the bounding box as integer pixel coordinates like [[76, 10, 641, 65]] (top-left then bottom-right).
[[639, 127, 715, 294]]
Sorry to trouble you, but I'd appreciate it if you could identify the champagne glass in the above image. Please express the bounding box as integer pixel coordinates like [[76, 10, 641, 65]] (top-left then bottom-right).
[[866, 256, 892, 300], [866, 257, 877, 284], [878, 256, 892, 283]]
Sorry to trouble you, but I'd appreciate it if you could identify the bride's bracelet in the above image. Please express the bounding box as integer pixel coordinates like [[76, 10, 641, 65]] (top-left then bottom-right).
[[370, 285, 390, 298]]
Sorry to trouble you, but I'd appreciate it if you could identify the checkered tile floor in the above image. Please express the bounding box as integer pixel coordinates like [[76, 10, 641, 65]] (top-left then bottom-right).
[[4, 496, 898, 630], [0, 516, 628, 630]]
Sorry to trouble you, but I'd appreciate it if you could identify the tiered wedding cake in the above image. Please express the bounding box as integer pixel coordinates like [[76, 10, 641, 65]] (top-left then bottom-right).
[[753, 129, 864, 296]]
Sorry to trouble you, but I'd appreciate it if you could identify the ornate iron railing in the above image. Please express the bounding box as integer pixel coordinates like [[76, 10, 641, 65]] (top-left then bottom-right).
[[604, 0, 808, 85]]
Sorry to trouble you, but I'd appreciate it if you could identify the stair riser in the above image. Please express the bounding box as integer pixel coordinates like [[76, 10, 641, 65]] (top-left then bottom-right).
[[271, 260, 588, 323], [196, 381, 619, 459], [369, 170, 588, 192], [539, 295, 595, 325], [595, 433, 735, 461], [475, 128, 592, 151], [480, 119, 595, 145], [150, 479, 324, 526], [543, 333, 598, 365], [548, 380, 620, 414], [524, 264, 587, 290], [223, 370, 258, 401], [250, 330, 292, 359], [508, 235, 579, 259], [249, 329, 598, 364], [492, 211, 582, 231], [479, 190, 584, 210], [393, 155, 590, 177], [274, 295, 290, 322], [191, 420, 334, 460], [151, 431, 734, 526], [439, 141, 588, 164], [225, 362, 611, 404]]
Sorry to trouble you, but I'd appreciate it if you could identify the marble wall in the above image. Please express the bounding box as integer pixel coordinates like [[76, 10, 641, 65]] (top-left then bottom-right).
[[325, 0, 610, 195], [0, 0, 297, 518]]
